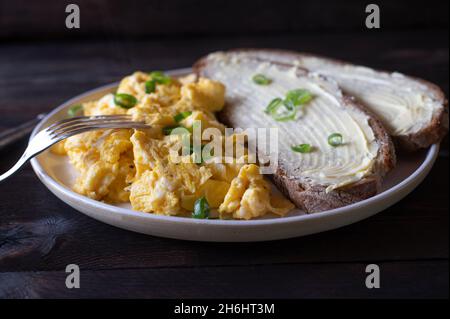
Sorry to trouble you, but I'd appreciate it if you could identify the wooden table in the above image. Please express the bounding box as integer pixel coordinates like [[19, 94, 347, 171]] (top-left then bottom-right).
[[0, 31, 448, 298]]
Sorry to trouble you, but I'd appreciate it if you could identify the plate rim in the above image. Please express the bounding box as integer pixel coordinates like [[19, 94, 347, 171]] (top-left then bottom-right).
[[30, 67, 440, 227]]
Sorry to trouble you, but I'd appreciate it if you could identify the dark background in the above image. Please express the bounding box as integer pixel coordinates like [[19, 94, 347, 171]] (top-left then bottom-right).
[[0, 0, 448, 39], [0, 0, 448, 298]]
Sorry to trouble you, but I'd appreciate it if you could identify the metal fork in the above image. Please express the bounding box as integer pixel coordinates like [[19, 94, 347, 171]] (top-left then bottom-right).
[[0, 114, 148, 182]]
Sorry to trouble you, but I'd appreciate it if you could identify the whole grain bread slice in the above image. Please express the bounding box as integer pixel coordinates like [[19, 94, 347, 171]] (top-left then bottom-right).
[[194, 51, 396, 213], [225, 49, 448, 151]]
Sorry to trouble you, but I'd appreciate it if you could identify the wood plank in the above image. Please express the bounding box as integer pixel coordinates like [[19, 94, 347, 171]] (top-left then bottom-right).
[[0, 260, 447, 298]]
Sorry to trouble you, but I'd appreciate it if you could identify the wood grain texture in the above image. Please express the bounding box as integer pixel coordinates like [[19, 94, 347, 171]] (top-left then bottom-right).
[[0, 30, 448, 298], [0, 261, 448, 298]]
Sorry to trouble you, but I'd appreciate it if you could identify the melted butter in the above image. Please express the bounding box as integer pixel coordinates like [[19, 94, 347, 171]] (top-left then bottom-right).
[[206, 53, 379, 191]]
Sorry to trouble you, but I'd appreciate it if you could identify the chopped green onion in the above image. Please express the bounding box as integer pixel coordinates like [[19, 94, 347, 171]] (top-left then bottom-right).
[[150, 71, 171, 85], [284, 89, 313, 110], [145, 80, 156, 94], [145, 72, 171, 94], [272, 109, 298, 122], [192, 196, 210, 219], [291, 144, 312, 153], [252, 74, 272, 85], [114, 93, 137, 109], [265, 98, 283, 114], [67, 104, 83, 117], [174, 111, 192, 123], [328, 133, 343, 147], [265, 89, 313, 122], [265, 97, 298, 122]]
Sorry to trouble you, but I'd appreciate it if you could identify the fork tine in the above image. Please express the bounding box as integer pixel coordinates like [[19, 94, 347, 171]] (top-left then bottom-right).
[[47, 115, 132, 128], [54, 120, 147, 134], [53, 120, 147, 134], [49, 116, 137, 135], [46, 114, 132, 131], [54, 123, 149, 140]]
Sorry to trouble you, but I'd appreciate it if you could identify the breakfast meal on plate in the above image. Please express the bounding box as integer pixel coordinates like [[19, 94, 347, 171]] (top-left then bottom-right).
[[222, 49, 449, 150], [51, 49, 448, 219]]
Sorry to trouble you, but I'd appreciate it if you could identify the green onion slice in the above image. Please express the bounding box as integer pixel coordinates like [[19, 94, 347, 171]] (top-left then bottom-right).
[[272, 109, 298, 122], [265, 98, 283, 114], [67, 104, 83, 117], [174, 111, 192, 123], [252, 74, 272, 85], [145, 72, 171, 94], [291, 144, 312, 153], [192, 196, 210, 219], [284, 89, 313, 110], [328, 133, 343, 147], [265, 89, 313, 122], [145, 80, 156, 94], [114, 93, 137, 109], [265, 97, 298, 121], [150, 71, 171, 85]]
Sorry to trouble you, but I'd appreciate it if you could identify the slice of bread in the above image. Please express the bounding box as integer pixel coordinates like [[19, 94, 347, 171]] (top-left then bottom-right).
[[194, 51, 396, 213], [224, 49, 448, 151]]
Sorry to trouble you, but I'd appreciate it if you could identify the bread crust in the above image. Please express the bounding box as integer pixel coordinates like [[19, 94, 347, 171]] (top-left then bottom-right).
[[225, 48, 448, 151], [194, 52, 396, 213]]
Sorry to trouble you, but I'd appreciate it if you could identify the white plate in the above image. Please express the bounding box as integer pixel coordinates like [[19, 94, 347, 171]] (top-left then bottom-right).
[[30, 68, 439, 242]]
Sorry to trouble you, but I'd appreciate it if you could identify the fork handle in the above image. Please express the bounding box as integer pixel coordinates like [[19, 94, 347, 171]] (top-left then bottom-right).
[[0, 113, 46, 150], [0, 154, 29, 182]]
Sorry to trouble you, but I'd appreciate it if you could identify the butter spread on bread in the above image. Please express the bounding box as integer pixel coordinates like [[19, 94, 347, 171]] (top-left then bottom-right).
[[195, 51, 396, 212], [297, 58, 443, 136], [230, 49, 448, 150]]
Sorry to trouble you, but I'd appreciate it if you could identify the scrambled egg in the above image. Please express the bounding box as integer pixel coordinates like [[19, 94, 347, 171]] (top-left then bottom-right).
[[219, 164, 293, 220], [53, 71, 294, 219]]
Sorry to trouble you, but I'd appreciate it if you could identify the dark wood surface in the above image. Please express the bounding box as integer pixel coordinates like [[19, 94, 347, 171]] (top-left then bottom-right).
[[0, 30, 448, 298], [1, 0, 448, 40]]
